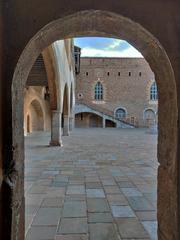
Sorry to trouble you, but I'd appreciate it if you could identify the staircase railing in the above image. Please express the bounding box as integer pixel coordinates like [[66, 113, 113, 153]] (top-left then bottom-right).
[[75, 101, 137, 127]]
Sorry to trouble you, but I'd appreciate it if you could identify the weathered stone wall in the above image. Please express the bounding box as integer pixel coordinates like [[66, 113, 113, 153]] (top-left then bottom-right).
[[76, 57, 158, 127], [23, 86, 51, 135], [52, 40, 75, 114]]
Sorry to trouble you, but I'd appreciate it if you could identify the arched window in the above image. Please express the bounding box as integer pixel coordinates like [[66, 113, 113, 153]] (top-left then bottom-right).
[[94, 82, 103, 100], [150, 82, 158, 100], [115, 108, 126, 119]]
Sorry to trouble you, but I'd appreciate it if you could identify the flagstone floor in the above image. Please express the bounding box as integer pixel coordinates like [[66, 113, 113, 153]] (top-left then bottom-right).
[[25, 128, 158, 240]]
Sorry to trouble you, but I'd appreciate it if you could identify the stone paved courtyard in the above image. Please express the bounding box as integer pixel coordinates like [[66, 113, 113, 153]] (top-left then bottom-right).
[[25, 128, 158, 240]]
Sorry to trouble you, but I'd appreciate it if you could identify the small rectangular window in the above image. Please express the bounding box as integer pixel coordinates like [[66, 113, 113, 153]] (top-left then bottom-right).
[[107, 72, 110, 76], [129, 72, 131, 76], [139, 72, 142, 76], [86, 72, 88, 76], [118, 72, 120, 76]]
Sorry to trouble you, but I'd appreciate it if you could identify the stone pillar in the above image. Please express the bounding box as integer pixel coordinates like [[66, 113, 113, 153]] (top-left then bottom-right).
[[69, 115, 74, 131], [63, 114, 70, 136], [103, 117, 106, 128], [50, 110, 62, 146]]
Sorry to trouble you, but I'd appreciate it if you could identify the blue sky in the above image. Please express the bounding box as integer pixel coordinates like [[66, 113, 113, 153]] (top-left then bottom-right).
[[74, 37, 143, 58]]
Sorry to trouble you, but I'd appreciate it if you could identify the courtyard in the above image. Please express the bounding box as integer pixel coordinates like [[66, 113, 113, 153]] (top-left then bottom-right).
[[25, 128, 157, 240]]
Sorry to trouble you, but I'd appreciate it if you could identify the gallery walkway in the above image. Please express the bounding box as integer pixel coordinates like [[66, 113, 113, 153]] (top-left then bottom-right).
[[25, 128, 157, 240]]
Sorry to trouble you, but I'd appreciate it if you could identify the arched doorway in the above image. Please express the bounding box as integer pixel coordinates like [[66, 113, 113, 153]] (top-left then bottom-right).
[[106, 119, 116, 128], [144, 108, 156, 127], [89, 113, 103, 127], [11, 10, 177, 240], [29, 99, 44, 132]]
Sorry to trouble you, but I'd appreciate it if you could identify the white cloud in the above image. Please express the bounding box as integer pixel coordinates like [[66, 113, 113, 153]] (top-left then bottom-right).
[[106, 39, 121, 50], [81, 46, 143, 58]]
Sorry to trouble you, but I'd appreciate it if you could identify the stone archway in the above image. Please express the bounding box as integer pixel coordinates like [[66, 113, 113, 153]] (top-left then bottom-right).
[[144, 108, 156, 127], [42, 46, 60, 111], [27, 99, 44, 132], [11, 10, 177, 240]]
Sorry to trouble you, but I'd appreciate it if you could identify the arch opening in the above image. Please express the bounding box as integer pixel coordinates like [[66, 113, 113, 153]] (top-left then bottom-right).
[[11, 10, 178, 240], [28, 99, 44, 132]]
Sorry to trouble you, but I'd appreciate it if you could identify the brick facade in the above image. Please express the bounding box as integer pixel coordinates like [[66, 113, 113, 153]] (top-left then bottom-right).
[[76, 57, 158, 127]]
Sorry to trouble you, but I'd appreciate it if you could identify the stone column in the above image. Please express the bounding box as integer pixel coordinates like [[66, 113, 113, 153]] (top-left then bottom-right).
[[69, 114, 74, 131], [103, 116, 106, 128], [50, 110, 62, 146], [63, 114, 70, 136]]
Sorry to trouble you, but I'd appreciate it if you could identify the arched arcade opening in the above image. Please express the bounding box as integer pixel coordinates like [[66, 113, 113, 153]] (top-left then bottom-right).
[[9, 10, 177, 240]]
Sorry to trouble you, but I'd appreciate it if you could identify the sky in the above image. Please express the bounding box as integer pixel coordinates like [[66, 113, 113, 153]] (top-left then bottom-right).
[[74, 37, 143, 58]]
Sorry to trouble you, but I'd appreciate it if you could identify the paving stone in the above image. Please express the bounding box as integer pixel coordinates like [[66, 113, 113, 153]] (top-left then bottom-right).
[[86, 182, 102, 188], [67, 185, 85, 195], [26, 226, 57, 240], [25, 205, 39, 216], [107, 194, 128, 205], [69, 180, 84, 185], [128, 196, 155, 211], [115, 176, 129, 182], [41, 197, 64, 207], [86, 189, 105, 198], [116, 218, 150, 238], [85, 177, 100, 182], [118, 181, 135, 188], [62, 201, 87, 217], [87, 198, 110, 212], [58, 218, 88, 234], [65, 194, 86, 201], [55, 235, 88, 240], [142, 221, 157, 240], [32, 207, 61, 226], [26, 194, 45, 206], [52, 182, 68, 187], [45, 187, 65, 197], [89, 223, 119, 240], [101, 179, 116, 186], [136, 211, 157, 221], [104, 186, 121, 194], [121, 188, 143, 196], [55, 176, 69, 182], [111, 205, 136, 218], [88, 212, 113, 223], [29, 185, 47, 194]]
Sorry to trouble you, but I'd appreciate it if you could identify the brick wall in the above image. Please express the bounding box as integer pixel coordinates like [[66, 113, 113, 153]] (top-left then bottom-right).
[[76, 57, 158, 127]]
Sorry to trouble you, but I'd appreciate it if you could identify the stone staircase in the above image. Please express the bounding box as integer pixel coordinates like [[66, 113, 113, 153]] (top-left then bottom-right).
[[74, 103, 135, 128]]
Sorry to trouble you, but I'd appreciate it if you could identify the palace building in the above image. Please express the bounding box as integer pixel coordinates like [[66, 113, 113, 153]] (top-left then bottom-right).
[[75, 57, 158, 128]]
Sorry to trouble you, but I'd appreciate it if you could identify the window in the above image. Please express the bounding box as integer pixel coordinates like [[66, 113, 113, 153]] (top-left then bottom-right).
[[115, 108, 126, 119], [86, 72, 88, 76], [118, 72, 120, 76], [94, 82, 103, 100], [150, 82, 158, 100], [129, 72, 131, 76], [107, 72, 110, 76], [139, 72, 142, 77]]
